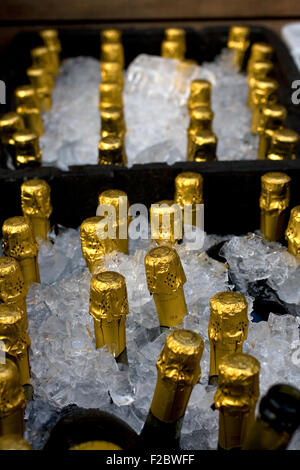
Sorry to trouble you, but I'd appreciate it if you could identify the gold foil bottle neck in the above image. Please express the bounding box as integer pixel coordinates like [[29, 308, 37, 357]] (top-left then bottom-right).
[[267, 128, 299, 160], [157, 329, 204, 386], [0, 113, 24, 146], [89, 271, 129, 321], [227, 26, 250, 50], [188, 106, 214, 132], [252, 78, 278, 105], [214, 353, 260, 411], [0, 303, 30, 358], [248, 42, 274, 74], [0, 257, 27, 304], [2, 216, 39, 260], [27, 65, 54, 91], [0, 434, 32, 450], [21, 179, 52, 219], [101, 29, 122, 44], [248, 60, 273, 80], [144, 245, 186, 294], [98, 189, 129, 222], [174, 171, 204, 207], [286, 205, 300, 259], [259, 104, 287, 132], [161, 40, 185, 60], [260, 172, 291, 212], [80, 216, 107, 272], [15, 85, 39, 109], [187, 79, 211, 112], [188, 130, 218, 162], [99, 82, 123, 110], [40, 29, 61, 50], [71, 441, 122, 450], [100, 106, 125, 139], [0, 359, 26, 418], [12, 130, 42, 166], [101, 61, 123, 86], [150, 200, 182, 244], [98, 136, 126, 166], [165, 28, 186, 44], [31, 46, 52, 72], [209, 291, 249, 341], [101, 43, 124, 69]]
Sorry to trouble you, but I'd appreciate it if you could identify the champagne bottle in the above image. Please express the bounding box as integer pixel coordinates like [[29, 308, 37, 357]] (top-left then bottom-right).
[[101, 61, 123, 87], [31, 46, 53, 77], [208, 292, 249, 386], [39, 29, 61, 76], [150, 200, 182, 245], [100, 106, 126, 140], [0, 256, 28, 330], [99, 82, 123, 110], [26, 66, 53, 111], [247, 60, 274, 108], [267, 128, 299, 160], [12, 130, 42, 167], [188, 129, 218, 162], [0, 359, 26, 437], [101, 40, 124, 70], [144, 245, 187, 329], [80, 217, 107, 273], [257, 104, 287, 160], [174, 171, 204, 229], [243, 383, 300, 450], [89, 271, 129, 364], [247, 42, 274, 75], [286, 205, 300, 260], [15, 85, 44, 137], [161, 28, 186, 61], [0, 434, 32, 450], [21, 179, 52, 240], [251, 78, 278, 135], [187, 79, 212, 115], [214, 352, 260, 450], [44, 405, 138, 450], [259, 172, 291, 242], [0, 112, 25, 167], [2, 216, 40, 287], [187, 106, 214, 157], [98, 135, 126, 166], [227, 26, 250, 71], [139, 329, 204, 449]]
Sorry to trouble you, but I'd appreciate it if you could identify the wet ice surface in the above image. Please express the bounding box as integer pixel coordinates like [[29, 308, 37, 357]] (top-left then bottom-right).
[[24, 228, 300, 449], [40, 50, 258, 169]]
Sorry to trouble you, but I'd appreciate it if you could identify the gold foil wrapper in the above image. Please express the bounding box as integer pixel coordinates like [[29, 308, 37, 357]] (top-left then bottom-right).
[[187, 80, 211, 114], [214, 353, 260, 450], [100, 106, 125, 140], [27, 65, 54, 90], [98, 136, 126, 166], [188, 130, 218, 162], [188, 106, 214, 133], [257, 104, 287, 160], [15, 85, 40, 110], [251, 78, 278, 135], [40, 29, 61, 74], [260, 172, 291, 241], [150, 200, 183, 244], [0, 257, 28, 330], [267, 128, 299, 161], [80, 217, 115, 273], [247, 60, 274, 108], [21, 179, 52, 239], [144, 246, 187, 327], [0, 304, 31, 386], [247, 42, 274, 74], [31, 46, 52, 74], [16, 108, 44, 137], [175, 172, 204, 207], [101, 43, 124, 69], [0, 359, 26, 420], [0, 113, 24, 146], [89, 271, 129, 355], [99, 82, 123, 110], [161, 40, 185, 60], [12, 131, 42, 167], [98, 189, 129, 249], [208, 292, 248, 378], [0, 434, 32, 450], [71, 441, 122, 450], [286, 205, 300, 260], [101, 29, 122, 44], [227, 26, 250, 70], [165, 28, 186, 46], [150, 329, 204, 422], [101, 61, 123, 87]]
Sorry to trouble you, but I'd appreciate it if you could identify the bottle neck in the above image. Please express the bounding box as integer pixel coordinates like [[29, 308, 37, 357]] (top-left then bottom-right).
[[139, 409, 183, 450], [243, 417, 293, 450]]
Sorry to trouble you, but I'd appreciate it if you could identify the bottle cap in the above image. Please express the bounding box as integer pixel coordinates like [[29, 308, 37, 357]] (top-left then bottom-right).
[[101, 61, 123, 86], [144, 245, 186, 294], [187, 80, 211, 112], [15, 85, 39, 109], [227, 26, 250, 50], [98, 136, 126, 166], [188, 106, 214, 132], [0, 304, 30, 359], [80, 217, 108, 272], [31, 46, 52, 72], [259, 384, 300, 433], [248, 42, 274, 72], [267, 128, 299, 160], [285, 205, 300, 258], [248, 60, 273, 81], [99, 82, 123, 109], [189, 130, 217, 162], [259, 104, 287, 132], [12, 130, 42, 166], [209, 292, 248, 344], [89, 271, 129, 321], [101, 43, 124, 68], [0, 359, 26, 419], [214, 353, 260, 411], [40, 29, 61, 52], [100, 106, 125, 139], [260, 172, 291, 212], [165, 28, 186, 44], [174, 171, 204, 207], [27, 65, 54, 90], [0, 434, 32, 450], [2, 216, 39, 260], [252, 77, 278, 105], [150, 200, 182, 244], [101, 29, 122, 44], [161, 40, 184, 60], [98, 189, 129, 224], [0, 257, 27, 304], [21, 179, 52, 219], [0, 112, 24, 146]]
